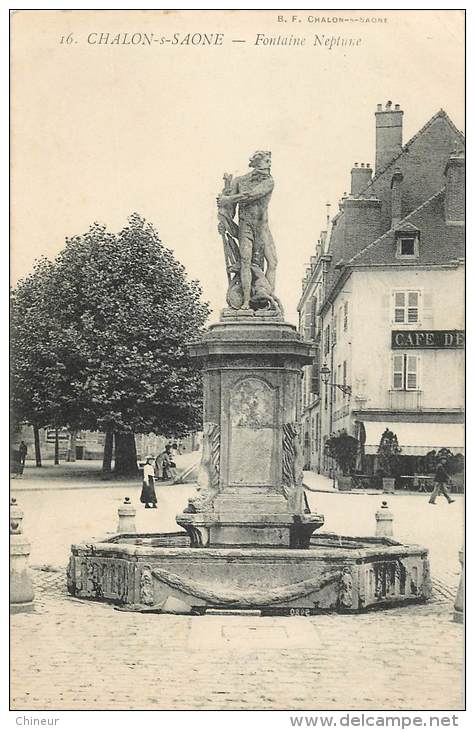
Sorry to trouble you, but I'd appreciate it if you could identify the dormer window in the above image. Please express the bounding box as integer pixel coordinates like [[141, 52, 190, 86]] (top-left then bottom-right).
[[400, 238, 415, 255], [395, 230, 420, 259]]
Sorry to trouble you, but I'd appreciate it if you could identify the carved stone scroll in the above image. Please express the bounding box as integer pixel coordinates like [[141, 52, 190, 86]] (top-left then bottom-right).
[[187, 422, 220, 512], [282, 422, 305, 513], [139, 565, 155, 606], [338, 568, 354, 608]]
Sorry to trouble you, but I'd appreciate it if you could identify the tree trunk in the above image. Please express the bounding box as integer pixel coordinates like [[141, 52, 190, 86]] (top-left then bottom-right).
[[114, 432, 138, 476], [68, 430, 77, 462], [102, 429, 114, 475], [54, 428, 60, 465], [33, 425, 42, 467]]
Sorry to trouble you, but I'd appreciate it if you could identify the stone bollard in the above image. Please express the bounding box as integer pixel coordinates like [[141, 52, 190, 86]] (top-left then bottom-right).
[[10, 497, 35, 613], [117, 497, 137, 533], [375, 501, 394, 538], [453, 547, 464, 624]]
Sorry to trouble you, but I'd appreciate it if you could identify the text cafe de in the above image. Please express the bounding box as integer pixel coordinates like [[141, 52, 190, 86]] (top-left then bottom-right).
[[392, 330, 464, 349]]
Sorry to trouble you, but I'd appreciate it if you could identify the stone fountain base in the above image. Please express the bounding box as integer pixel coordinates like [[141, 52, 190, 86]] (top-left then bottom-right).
[[67, 531, 431, 615]]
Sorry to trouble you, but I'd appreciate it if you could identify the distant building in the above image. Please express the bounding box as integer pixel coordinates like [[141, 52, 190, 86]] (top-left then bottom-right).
[[15, 426, 201, 462], [16, 426, 105, 461], [298, 102, 464, 477]]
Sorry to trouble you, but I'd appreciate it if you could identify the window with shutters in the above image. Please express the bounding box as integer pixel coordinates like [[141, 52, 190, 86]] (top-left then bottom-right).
[[313, 298, 320, 338], [303, 300, 313, 340], [311, 358, 320, 395], [393, 290, 420, 324], [324, 324, 330, 355], [343, 360, 347, 388], [392, 354, 420, 391], [343, 301, 348, 331]]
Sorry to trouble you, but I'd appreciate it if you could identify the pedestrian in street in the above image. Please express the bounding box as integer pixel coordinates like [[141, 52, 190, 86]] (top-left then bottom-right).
[[155, 446, 169, 480], [161, 444, 177, 482], [18, 440, 28, 467], [428, 457, 455, 505], [154, 450, 164, 481], [168, 444, 178, 481], [140, 456, 158, 509]]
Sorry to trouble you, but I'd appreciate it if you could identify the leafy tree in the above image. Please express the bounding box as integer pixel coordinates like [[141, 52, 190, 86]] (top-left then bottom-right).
[[377, 428, 402, 478], [324, 430, 359, 476], [425, 448, 464, 476], [10, 257, 84, 465], [10, 214, 210, 474]]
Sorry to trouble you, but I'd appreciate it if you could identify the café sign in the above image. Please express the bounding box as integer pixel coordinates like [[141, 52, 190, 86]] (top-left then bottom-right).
[[391, 330, 464, 349]]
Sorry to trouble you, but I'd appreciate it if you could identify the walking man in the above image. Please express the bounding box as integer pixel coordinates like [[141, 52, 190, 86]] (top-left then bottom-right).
[[429, 457, 455, 504], [18, 440, 28, 467]]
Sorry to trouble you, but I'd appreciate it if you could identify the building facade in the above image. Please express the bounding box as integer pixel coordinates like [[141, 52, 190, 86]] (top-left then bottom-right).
[[298, 102, 464, 477]]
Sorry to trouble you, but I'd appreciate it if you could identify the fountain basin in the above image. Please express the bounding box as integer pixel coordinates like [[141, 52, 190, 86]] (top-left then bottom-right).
[[67, 531, 431, 614]]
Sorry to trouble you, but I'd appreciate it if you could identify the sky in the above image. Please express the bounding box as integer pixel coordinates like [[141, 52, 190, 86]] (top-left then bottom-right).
[[11, 9, 464, 325]]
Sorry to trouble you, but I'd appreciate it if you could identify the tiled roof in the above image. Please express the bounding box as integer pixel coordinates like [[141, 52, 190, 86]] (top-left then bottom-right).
[[314, 108, 464, 312], [347, 190, 464, 266], [359, 109, 465, 195]]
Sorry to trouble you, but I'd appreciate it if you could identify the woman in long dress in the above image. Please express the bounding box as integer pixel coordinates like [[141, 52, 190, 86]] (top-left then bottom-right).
[[140, 456, 158, 508]]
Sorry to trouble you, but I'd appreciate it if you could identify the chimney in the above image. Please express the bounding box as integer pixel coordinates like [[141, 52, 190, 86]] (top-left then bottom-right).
[[340, 196, 383, 261], [390, 168, 404, 227], [375, 101, 404, 172], [351, 163, 373, 196], [444, 150, 465, 224]]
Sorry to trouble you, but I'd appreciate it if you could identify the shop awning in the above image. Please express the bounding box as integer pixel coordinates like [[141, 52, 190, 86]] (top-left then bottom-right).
[[362, 421, 464, 456]]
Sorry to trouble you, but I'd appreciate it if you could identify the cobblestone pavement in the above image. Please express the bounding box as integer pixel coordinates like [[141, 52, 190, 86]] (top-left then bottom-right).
[[11, 567, 463, 711], [11, 475, 464, 711]]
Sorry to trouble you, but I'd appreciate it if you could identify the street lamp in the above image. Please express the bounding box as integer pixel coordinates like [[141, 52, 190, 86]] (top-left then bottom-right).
[[319, 362, 352, 396]]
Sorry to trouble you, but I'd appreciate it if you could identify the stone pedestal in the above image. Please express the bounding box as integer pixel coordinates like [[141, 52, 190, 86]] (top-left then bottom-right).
[[176, 311, 324, 547], [375, 501, 394, 538], [10, 498, 34, 613], [453, 547, 464, 624], [117, 497, 137, 534]]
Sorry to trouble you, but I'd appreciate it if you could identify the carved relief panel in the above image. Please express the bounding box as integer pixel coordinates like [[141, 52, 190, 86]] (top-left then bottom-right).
[[226, 376, 279, 486]]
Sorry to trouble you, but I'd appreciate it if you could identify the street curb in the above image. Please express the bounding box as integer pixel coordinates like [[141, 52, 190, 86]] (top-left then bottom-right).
[[10, 482, 194, 493], [303, 484, 440, 497]]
